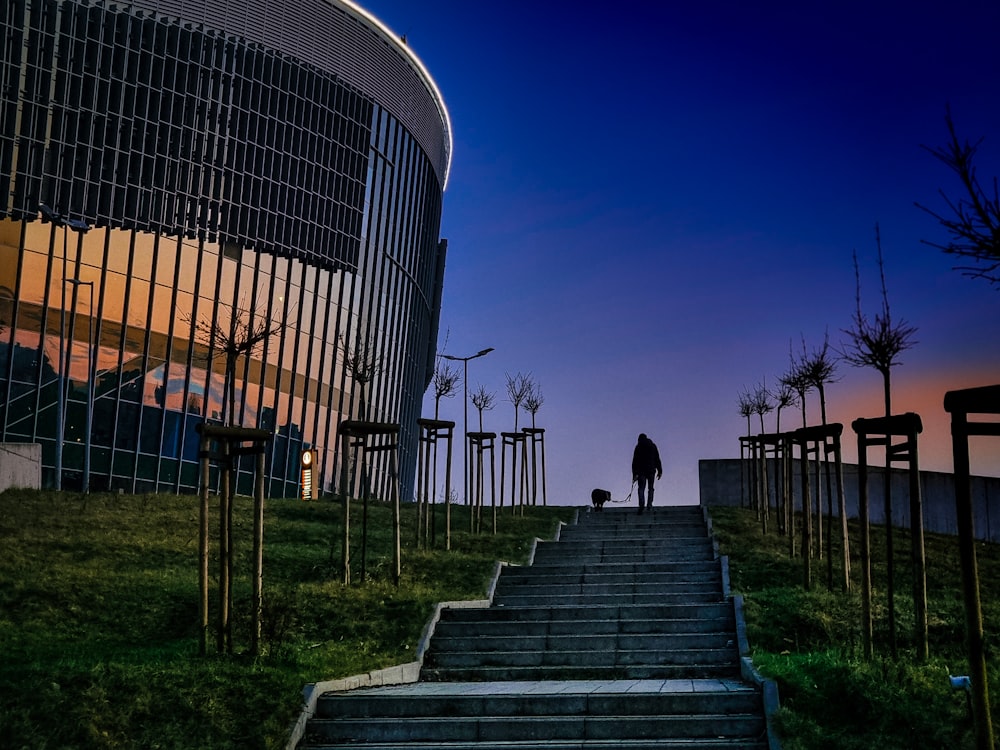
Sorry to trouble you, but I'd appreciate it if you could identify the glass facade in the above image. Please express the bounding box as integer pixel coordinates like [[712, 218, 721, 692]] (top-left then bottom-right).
[[0, 0, 450, 498]]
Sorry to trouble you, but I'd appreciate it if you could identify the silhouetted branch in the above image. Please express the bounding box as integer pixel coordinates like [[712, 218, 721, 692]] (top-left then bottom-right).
[[431, 361, 460, 419], [737, 389, 754, 436], [505, 372, 532, 431], [342, 334, 382, 420], [470, 384, 496, 431], [840, 227, 918, 416], [916, 108, 1000, 287], [750, 381, 774, 434], [188, 298, 282, 425], [800, 332, 839, 425], [769, 378, 798, 435], [523, 383, 544, 429], [780, 341, 813, 428]]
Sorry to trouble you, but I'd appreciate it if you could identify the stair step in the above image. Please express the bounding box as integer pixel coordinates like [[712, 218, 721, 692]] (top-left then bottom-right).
[[492, 592, 724, 607], [301, 741, 767, 750], [506, 561, 720, 576], [438, 602, 736, 623], [305, 714, 765, 743], [498, 571, 722, 586], [315, 688, 762, 718], [536, 542, 714, 550], [531, 549, 716, 561], [423, 645, 739, 668], [420, 663, 743, 681], [433, 618, 734, 637], [427, 632, 737, 652], [494, 581, 722, 597]]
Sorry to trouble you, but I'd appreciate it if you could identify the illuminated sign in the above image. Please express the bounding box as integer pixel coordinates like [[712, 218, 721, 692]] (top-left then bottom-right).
[[301, 449, 315, 501]]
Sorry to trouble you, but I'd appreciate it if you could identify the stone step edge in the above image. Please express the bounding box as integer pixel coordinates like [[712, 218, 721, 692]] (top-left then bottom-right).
[[299, 738, 767, 750], [419, 666, 745, 681], [303, 737, 764, 750], [304, 713, 766, 742], [426, 636, 738, 650], [317, 688, 762, 714]]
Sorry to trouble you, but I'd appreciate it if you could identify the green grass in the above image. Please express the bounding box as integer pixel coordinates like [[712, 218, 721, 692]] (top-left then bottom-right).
[[6, 490, 994, 749], [0, 490, 575, 749], [709, 504, 1000, 749]]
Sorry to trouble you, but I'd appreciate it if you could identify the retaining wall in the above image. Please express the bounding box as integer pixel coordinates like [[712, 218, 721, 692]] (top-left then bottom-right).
[[699, 458, 1000, 543], [0, 443, 42, 491]]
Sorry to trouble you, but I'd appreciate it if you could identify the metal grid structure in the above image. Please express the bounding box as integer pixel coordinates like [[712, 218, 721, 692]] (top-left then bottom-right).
[[0, 0, 450, 497]]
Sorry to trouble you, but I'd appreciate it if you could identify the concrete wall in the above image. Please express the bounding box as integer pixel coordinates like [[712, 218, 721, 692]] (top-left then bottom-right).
[[699, 458, 1000, 543], [0, 443, 41, 491]]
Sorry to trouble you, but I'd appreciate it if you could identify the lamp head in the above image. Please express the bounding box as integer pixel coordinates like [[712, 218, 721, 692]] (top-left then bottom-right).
[[39, 203, 61, 224], [65, 216, 91, 233]]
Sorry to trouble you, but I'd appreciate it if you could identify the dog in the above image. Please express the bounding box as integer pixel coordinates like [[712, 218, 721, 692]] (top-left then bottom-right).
[[590, 488, 611, 511]]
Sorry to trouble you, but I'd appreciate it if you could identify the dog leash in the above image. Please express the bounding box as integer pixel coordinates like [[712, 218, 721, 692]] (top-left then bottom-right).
[[611, 479, 637, 504]]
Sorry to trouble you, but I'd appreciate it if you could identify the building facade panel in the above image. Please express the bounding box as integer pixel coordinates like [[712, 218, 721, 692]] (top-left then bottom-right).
[[0, 0, 450, 498]]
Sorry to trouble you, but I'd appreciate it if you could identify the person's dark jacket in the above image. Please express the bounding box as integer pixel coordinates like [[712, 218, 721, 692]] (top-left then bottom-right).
[[632, 434, 663, 479]]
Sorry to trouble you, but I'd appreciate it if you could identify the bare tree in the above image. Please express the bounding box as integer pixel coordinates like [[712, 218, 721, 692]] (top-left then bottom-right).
[[470, 384, 496, 431], [424, 359, 460, 545], [188, 299, 280, 655], [800, 332, 843, 589], [737, 390, 754, 435], [505, 372, 533, 431], [431, 361, 460, 419], [840, 231, 918, 417], [749, 381, 774, 434], [840, 228, 918, 657], [342, 334, 382, 421], [800, 333, 838, 426], [189, 299, 282, 426], [737, 389, 755, 511], [917, 109, 1000, 287], [780, 347, 813, 429], [339, 333, 385, 583], [766, 378, 798, 539], [523, 383, 544, 429], [769, 379, 798, 436], [750, 381, 775, 529]]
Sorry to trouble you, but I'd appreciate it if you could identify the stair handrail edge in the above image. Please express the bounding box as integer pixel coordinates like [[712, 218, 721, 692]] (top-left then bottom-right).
[[732, 592, 784, 750]]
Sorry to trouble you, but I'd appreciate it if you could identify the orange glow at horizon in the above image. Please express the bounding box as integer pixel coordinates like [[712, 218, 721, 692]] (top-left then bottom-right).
[[824, 367, 999, 478]]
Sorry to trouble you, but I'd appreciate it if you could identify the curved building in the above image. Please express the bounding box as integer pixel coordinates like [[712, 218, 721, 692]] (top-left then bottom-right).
[[0, 0, 451, 497]]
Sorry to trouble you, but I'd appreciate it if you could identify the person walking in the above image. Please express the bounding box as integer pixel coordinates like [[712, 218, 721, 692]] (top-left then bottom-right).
[[631, 433, 663, 514]]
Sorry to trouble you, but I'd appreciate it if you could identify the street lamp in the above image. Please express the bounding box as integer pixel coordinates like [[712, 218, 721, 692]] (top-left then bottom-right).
[[39, 204, 90, 490], [441, 347, 494, 506]]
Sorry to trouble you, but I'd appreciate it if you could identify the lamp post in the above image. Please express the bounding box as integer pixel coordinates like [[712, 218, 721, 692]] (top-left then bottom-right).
[[39, 204, 90, 490], [441, 348, 494, 506], [67, 278, 95, 493]]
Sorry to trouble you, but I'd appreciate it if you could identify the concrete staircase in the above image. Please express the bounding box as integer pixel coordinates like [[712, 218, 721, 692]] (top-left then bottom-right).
[[296, 506, 776, 749]]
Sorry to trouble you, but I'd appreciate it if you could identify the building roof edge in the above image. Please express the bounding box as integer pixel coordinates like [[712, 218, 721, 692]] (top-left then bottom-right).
[[333, 0, 453, 190]]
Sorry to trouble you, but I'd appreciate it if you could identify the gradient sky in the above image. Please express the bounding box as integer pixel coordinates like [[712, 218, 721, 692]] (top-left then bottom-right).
[[360, 0, 999, 506]]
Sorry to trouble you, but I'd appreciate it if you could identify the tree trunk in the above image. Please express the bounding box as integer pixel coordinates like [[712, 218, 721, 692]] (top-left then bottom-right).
[[882, 369, 896, 657], [340, 437, 351, 585], [251, 449, 265, 656], [198, 434, 210, 656]]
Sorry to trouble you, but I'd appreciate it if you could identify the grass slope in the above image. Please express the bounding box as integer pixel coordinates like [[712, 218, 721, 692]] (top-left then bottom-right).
[[709, 505, 1000, 750], [0, 490, 575, 749]]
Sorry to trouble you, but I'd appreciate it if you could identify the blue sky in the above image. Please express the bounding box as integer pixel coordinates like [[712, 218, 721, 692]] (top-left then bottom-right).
[[361, 0, 1000, 506]]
